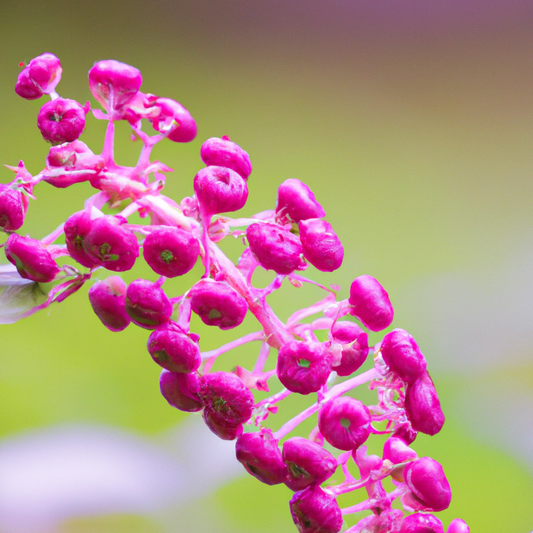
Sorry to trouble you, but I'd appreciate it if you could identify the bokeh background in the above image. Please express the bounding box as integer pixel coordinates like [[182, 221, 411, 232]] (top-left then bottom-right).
[[1, 0, 533, 531]]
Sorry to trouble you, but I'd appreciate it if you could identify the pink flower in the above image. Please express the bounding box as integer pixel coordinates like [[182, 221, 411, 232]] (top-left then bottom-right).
[[194, 166, 248, 216], [4, 234, 60, 283], [330, 320, 368, 376], [159, 370, 203, 412], [381, 329, 427, 384], [236, 428, 288, 485], [405, 372, 445, 436], [399, 513, 444, 533], [37, 98, 88, 144], [88, 276, 130, 332], [15, 53, 62, 100], [0, 183, 28, 231], [88, 60, 142, 115], [282, 436, 337, 492], [143, 226, 199, 277], [277, 340, 331, 395], [404, 457, 452, 512], [197, 372, 254, 440], [290, 485, 343, 533], [318, 396, 370, 451], [125, 279, 173, 329], [200, 136, 252, 180], [148, 97, 197, 142], [298, 218, 343, 272], [348, 274, 394, 331], [189, 280, 247, 330], [147, 326, 201, 373], [246, 222, 307, 275], [275, 178, 325, 224]]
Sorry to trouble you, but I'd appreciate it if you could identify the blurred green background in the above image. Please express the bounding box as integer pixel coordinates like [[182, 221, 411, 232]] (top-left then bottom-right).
[[1, 1, 533, 531]]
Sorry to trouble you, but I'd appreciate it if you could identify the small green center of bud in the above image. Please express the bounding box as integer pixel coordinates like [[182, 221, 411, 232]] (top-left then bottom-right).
[[208, 309, 222, 320], [340, 418, 351, 429], [288, 461, 309, 479], [297, 359, 311, 368], [99, 242, 119, 262], [160, 249, 174, 263]]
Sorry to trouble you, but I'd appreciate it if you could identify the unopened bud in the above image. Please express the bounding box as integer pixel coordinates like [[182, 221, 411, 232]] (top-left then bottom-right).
[[201, 136, 252, 180], [5, 234, 59, 283], [194, 166, 248, 216], [276, 179, 325, 224], [283, 436, 337, 491], [147, 326, 201, 373], [236, 428, 288, 485], [318, 396, 370, 451], [15, 53, 62, 100], [37, 98, 87, 144], [88, 276, 130, 332], [290, 485, 343, 533], [189, 280, 247, 330], [246, 222, 307, 275], [348, 274, 394, 332], [125, 279, 173, 329], [277, 340, 331, 395]]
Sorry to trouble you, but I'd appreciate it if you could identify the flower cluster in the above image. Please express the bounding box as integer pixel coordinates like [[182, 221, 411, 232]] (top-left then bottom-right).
[[0, 54, 469, 533]]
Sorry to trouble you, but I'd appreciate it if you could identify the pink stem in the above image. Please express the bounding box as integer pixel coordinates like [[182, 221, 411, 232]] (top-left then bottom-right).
[[209, 240, 292, 349], [253, 342, 271, 373], [273, 367, 380, 439], [201, 331, 264, 361], [102, 120, 115, 163]]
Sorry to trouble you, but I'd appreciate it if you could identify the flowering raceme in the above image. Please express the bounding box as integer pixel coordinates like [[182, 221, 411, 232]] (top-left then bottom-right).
[[0, 54, 469, 533]]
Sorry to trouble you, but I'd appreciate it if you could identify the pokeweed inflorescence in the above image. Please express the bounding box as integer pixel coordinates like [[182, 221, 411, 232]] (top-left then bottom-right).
[[0, 53, 469, 533]]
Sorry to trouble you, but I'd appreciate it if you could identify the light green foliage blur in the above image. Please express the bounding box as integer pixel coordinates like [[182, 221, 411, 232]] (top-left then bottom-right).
[[1, 1, 533, 532]]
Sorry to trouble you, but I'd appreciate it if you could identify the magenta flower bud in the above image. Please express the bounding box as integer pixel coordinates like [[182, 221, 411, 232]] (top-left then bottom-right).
[[159, 370, 203, 412], [143, 226, 199, 278], [125, 279, 173, 329], [64, 210, 100, 268], [381, 329, 427, 384], [84, 215, 139, 272], [193, 166, 248, 216], [198, 371, 254, 440], [0, 184, 28, 232], [318, 396, 370, 451], [246, 222, 307, 275], [4, 234, 60, 283], [88, 276, 130, 332], [200, 136, 252, 180], [88, 60, 142, 113], [37, 98, 87, 145], [148, 97, 197, 142], [399, 514, 444, 533], [446, 519, 469, 533], [405, 372, 445, 436], [348, 275, 394, 332], [290, 485, 343, 533], [45, 141, 104, 188], [189, 280, 247, 330], [404, 457, 452, 512], [282, 437, 337, 492], [392, 423, 418, 445], [298, 219, 343, 272], [236, 428, 288, 485], [15, 53, 62, 100], [147, 326, 201, 373], [275, 179, 326, 224], [330, 321, 369, 377], [383, 437, 418, 464], [277, 340, 331, 395]]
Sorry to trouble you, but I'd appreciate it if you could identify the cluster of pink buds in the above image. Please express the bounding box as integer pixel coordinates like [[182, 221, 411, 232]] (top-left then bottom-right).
[[0, 53, 470, 533]]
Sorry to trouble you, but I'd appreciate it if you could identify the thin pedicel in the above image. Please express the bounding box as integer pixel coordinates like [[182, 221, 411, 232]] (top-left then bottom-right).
[[0, 53, 469, 533]]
